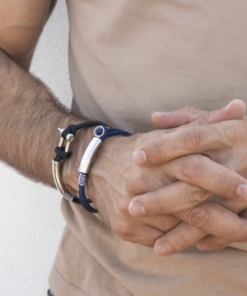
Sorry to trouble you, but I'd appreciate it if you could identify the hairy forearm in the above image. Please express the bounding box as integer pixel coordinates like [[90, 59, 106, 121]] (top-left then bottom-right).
[[0, 49, 89, 187]]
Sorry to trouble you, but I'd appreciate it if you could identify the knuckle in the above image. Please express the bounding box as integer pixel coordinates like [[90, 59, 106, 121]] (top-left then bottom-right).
[[184, 184, 197, 203], [179, 156, 203, 178], [186, 207, 210, 228], [185, 184, 210, 204], [182, 127, 204, 150]]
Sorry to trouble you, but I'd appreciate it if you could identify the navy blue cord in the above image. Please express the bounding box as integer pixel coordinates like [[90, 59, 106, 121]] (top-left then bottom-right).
[[78, 173, 97, 213], [55, 121, 106, 162], [78, 126, 130, 213], [53, 121, 130, 208], [53, 121, 106, 204]]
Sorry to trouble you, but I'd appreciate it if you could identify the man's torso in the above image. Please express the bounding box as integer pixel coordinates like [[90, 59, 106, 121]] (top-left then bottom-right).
[[49, 1, 247, 295]]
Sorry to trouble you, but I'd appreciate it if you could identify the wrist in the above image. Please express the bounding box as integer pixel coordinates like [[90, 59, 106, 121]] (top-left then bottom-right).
[[87, 133, 139, 204], [60, 122, 139, 212]]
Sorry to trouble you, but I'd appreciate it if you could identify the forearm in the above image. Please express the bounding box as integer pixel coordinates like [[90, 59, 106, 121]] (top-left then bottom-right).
[[0, 49, 90, 188], [0, 0, 56, 69]]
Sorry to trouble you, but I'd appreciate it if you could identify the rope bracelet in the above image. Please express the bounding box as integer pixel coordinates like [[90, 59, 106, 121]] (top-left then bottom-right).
[[52, 121, 130, 213]]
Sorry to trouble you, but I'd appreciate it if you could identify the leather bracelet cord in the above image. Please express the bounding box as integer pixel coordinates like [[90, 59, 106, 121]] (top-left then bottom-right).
[[78, 125, 131, 213], [52, 121, 106, 204]]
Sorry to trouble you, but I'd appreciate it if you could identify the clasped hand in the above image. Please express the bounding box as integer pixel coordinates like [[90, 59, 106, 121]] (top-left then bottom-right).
[[86, 99, 247, 256], [130, 99, 247, 255]]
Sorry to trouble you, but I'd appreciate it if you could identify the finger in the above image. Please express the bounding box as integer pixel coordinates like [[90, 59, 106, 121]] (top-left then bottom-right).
[[127, 215, 181, 247], [211, 195, 247, 214], [197, 219, 247, 251], [113, 219, 165, 247], [154, 201, 244, 255], [130, 155, 247, 218], [151, 111, 193, 129], [129, 181, 212, 217], [197, 209, 247, 251], [152, 99, 246, 129], [133, 123, 216, 167], [133, 120, 246, 168], [176, 202, 242, 237], [165, 155, 247, 201], [128, 225, 164, 247], [137, 214, 181, 233], [194, 99, 246, 125], [154, 222, 206, 256]]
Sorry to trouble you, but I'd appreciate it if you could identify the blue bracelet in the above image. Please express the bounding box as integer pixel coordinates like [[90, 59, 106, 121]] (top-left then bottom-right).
[[52, 121, 106, 204], [78, 125, 130, 213]]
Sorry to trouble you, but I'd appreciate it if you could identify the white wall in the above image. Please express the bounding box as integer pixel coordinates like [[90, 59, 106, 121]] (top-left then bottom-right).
[[0, 1, 71, 295]]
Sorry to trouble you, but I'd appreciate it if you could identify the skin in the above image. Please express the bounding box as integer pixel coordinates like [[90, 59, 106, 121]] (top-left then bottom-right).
[[84, 101, 247, 248], [1, 0, 246, 255], [131, 105, 247, 255], [0, 0, 57, 69]]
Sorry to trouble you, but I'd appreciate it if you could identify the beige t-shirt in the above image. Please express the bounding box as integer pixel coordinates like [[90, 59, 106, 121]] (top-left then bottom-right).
[[49, 1, 247, 295]]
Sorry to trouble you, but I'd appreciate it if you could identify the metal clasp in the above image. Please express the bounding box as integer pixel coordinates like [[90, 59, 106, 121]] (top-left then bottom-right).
[[52, 128, 76, 202], [57, 128, 75, 153]]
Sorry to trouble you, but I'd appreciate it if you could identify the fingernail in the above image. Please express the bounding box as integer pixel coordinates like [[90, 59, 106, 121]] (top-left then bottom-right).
[[237, 184, 247, 200], [197, 242, 208, 251], [133, 150, 147, 166], [155, 242, 173, 256], [153, 112, 170, 116], [128, 201, 146, 217]]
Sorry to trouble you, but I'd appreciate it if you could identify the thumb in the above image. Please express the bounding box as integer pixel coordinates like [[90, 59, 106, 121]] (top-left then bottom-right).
[[152, 99, 246, 129]]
